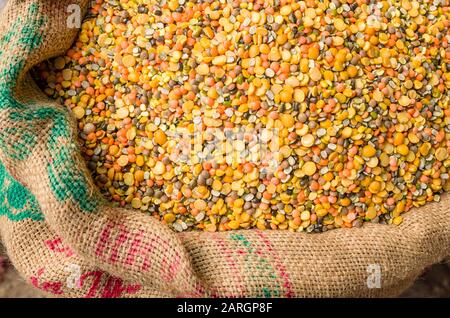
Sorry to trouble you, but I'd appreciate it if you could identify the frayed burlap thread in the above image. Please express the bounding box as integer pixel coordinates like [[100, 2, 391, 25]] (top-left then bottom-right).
[[0, 0, 449, 298]]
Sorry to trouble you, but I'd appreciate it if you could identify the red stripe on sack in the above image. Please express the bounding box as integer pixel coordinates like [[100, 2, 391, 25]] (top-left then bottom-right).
[[30, 268, 64, 295], [45, 236, 75, 257], [109, 224, 129, 264], [95, 220, 115, 258], [255, 231, 294, 298], [125, 229, 144, 266], [215, 234, 245, 297]]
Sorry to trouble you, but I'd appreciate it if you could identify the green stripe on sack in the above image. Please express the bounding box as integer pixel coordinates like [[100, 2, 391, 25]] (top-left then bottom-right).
[[0, 2, 101, 213], [0, 3, 45, 99], [0, 3, 45, 222], [230, 233, 281, 298], [0, 162, 44, 221]]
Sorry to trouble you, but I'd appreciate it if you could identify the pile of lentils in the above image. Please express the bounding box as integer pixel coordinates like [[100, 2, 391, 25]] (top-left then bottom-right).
[[33, 0, 450, 232]]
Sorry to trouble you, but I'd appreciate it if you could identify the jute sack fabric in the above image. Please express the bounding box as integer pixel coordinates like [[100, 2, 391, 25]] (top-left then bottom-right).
[[0, 0, 449, 298]]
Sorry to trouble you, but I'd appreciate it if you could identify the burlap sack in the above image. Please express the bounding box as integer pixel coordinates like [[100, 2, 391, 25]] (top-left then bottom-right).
[[0, 0, 449, 298]]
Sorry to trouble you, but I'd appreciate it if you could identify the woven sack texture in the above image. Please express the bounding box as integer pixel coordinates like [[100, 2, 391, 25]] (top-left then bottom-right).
[[0, 0, 449, 298]]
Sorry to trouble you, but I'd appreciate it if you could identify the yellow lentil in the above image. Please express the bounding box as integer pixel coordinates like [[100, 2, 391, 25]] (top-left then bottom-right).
[[397, 144, 410, 156], [164, 213, 176, 223], [302, 162, 317, 176], [122, 55, 136, 68], [362, 145, 377, 158]]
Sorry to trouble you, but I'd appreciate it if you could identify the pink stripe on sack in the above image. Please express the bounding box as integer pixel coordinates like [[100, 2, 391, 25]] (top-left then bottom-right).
[[125, 229, 144, 266], [81, 270, 103, 298], [255, 231, 294, 298], [214, 234, 245, 297], [30, 268, 64, 295], [45, 236, 75, 257], [101, 276, 141, 298], [80, 270, 141, 298], [95, 220, 115, 258], [109, 224, 129, 264], [156, 237, 183, 283], [140, 235, 158, 272]]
